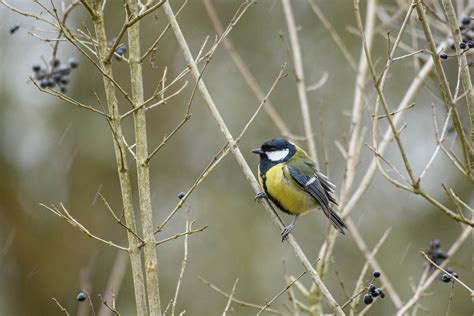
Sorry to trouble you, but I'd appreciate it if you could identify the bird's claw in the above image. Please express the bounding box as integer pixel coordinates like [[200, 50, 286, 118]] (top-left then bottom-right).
[[280, 225, 294, 242], [254, 192, 268, 203]]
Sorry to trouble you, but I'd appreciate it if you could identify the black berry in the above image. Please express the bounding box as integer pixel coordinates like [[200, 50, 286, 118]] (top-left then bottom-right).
[[178, 192, 186, 199], [68, 58, 79, 68], [368, 284, 376, 292], [39, 79, 48, 88], [372, 288, 382, 297], [468, 40, 474, 48], [363, 294, 373, 305], [440, 53, 448, 60], [441, 274, 451, 283], [46, 78, 55, 88], [452, 272, 459, 279], [77, 292, 86, 302], [59, 77, 69, 85], [434, 249, 448, 260], [35, 70, 47, 80], [431, 239, 441, 248], [462, 16, 471, 25], [58, 65, 71, 76], [373, 270, 381, 278], [32, 65, 41, 72], [53, 73, 63, 83], [380, 291, 385, 298], [50, 59, 60, 68], [115, 44, 127, 60], [460, 42, 467, 49], [9, 24, 20, 34]]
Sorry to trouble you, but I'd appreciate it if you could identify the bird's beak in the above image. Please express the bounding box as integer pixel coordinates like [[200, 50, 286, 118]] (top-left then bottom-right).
[[251, 148, 263, 154]]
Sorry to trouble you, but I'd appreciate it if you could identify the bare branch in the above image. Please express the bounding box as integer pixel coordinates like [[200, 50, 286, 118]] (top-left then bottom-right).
[[155, 224, 208, 247], [40, 203, 129, 251], [396, 227, 472, 315], [199, 277, 283, 315], [31, 78, 109, 117], [52, 297, 70, 315], [281, 0, 318, 164], [223, 279, 239, 316], [257, 269, 307, 315], [421, 251, 473, 294]]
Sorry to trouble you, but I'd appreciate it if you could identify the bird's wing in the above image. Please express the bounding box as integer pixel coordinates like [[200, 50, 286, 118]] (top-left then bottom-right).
[[287, 164, 346, 234], [286, 164, 332, 212]]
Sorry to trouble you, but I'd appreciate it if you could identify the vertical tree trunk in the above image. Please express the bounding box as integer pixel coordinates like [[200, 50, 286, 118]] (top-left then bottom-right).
[[91, 1, 148, 315], [127, 1, 162, 315]]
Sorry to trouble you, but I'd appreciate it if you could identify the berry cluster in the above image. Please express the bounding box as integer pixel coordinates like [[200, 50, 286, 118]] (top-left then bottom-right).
[[363, 270, 385, 305], [441, 267, 460, 283], [425, 239, 448, 268], [440, 15, 474, 60], [32, 58, 79, 93]]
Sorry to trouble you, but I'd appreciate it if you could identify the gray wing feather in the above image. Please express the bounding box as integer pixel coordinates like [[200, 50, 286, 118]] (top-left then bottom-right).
[[287, 165, 346, 234]]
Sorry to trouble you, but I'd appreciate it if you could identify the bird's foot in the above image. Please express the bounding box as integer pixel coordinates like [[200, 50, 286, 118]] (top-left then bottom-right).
[[254, 192, 268, 203], [280, 223, 294, 242]]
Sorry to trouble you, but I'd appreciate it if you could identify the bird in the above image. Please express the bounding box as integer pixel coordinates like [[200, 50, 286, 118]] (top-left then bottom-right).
[[252, 138, 347, 241]]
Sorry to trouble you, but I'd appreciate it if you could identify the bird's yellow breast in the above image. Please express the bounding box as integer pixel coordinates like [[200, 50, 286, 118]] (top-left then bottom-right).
[[262, 163, 315, 215]]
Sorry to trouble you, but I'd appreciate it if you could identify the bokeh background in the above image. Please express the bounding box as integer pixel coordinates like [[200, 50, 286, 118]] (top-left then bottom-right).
[[0, 1, 472, 315]]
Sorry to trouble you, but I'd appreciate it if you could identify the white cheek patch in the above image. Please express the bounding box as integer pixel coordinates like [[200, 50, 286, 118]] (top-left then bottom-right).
[[266, 149, 289, 161]]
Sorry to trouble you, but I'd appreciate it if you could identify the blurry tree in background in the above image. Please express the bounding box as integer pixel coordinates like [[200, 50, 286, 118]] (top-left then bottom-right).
[[0, 0, 472, 315]]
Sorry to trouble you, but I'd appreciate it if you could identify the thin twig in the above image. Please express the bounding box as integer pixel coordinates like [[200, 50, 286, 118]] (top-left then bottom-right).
[[30, 78, 109, 117], [202, 0, 294, 139], [441, 0, 473, 175], [349, 228, 391, 314], [99, 294, 121, 316], [415, 0, 472, 176], [257, 269, 307, 315], [421, 251, 473, 293], [199, 277, 282, 315], [140, 0, 189, 62], [98, 252, 128, 316], [155, 224, 208, 246], [281, 0, 318, 164], [346, 219, 402, 308], [40, 203, 128, 251], [171, 214, 191, 316], [104, 1, 165, 62], [154, 144, 230, 234], [236, 64, 288, 142], [396, 227, 472, 315], [52, 297, 70, 315], [98, 193, 145, 244], [223, 279, 239, 316], [308, 0, 357, 70]]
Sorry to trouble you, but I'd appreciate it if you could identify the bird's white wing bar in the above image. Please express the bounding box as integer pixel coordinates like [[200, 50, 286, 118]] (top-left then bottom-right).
[[305, 177, 316, 187]]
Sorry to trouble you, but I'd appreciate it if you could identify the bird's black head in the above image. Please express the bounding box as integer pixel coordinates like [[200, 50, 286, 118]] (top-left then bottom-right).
[[251, 138, 296, 163]]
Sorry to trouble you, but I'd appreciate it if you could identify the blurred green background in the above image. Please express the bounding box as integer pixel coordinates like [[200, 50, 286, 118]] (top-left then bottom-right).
[[0, 1, 472, 315]]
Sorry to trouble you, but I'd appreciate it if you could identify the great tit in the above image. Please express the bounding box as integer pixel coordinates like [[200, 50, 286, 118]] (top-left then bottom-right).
[[252, 138, 347, 241]]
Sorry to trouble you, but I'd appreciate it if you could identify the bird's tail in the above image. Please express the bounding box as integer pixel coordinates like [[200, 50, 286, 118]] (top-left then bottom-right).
[[328, 208, 347, 234]]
